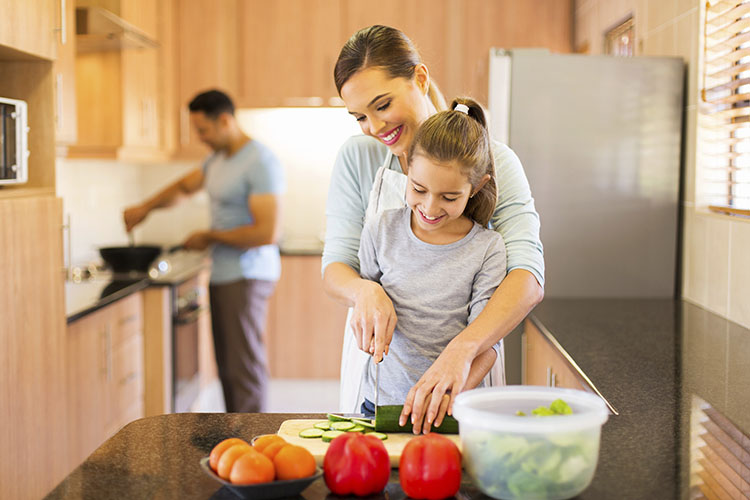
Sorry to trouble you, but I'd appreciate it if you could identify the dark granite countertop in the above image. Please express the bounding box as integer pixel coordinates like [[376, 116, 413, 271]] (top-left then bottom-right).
[[65, 278, 151, 323], [529, 299, 749, 499], [47, 299, 749, 499]]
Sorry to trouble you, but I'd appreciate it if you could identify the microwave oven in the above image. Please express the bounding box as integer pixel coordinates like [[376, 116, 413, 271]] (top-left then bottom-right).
[[0, 97, 29, 185]]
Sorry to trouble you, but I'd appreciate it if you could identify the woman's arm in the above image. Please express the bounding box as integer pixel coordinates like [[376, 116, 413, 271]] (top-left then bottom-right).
[[322, 262, 396, 362], [322, 137, 395, 359], [402, 268, 543, 434], [403, 143, 546, 433]]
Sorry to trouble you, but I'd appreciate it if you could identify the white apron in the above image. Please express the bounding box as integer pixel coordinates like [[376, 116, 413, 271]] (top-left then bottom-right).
[[337, 154, 505, 413]]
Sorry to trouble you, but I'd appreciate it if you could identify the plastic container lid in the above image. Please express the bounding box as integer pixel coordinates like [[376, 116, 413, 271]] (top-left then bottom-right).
[[453, 386, 609, 434]]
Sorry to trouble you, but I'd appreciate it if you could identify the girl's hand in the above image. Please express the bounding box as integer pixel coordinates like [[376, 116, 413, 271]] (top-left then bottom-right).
[[350, 280, 396, 363], [399, 343, 474, 434]]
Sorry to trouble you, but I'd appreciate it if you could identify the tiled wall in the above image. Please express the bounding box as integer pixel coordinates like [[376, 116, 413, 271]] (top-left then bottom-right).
[[56, 158, 210, 267], [574, 0, 750, 329]]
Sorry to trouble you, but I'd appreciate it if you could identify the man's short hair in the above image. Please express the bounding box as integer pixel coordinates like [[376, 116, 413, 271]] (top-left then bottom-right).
[[188, 89, 235, 119]]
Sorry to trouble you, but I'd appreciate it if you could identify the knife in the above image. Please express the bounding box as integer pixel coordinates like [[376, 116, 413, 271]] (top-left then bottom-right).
[[374, 358, 380, 423]]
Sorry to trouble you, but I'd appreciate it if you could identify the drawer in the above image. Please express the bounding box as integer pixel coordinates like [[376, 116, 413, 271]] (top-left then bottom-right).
[[110, 292, 143, 348], [523, 318, 586, 390], [109, 334, 144, 423]]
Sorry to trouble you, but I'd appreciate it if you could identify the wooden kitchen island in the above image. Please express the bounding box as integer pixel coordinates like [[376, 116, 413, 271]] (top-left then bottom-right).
[[45, 299, 750, 499]]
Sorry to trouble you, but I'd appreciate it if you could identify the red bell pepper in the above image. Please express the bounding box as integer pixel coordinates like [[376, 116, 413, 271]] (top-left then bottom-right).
[[399, 434, 462, 500], [323, 433, 390, 496]]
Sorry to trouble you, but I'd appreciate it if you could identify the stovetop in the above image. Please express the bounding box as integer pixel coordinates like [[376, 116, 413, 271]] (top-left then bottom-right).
[[64, 250, 210, 323]]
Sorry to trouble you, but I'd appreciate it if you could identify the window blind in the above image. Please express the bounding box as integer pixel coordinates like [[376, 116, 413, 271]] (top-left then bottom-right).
[[702, 0, 750, 216]]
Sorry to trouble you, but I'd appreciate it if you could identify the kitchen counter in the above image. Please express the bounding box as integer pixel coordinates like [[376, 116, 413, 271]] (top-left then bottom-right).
[[65, 250, 210, 323], [46, 299, 749, 499]]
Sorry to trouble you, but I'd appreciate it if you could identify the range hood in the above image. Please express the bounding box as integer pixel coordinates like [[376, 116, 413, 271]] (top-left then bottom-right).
[[76, 6, 158, 53]]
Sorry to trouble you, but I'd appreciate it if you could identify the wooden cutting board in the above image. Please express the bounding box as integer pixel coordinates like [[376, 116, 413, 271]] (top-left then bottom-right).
[[277, 419, 462, 468]]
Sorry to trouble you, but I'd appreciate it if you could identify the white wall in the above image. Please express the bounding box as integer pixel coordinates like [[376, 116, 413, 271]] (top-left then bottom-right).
[[235, 107, 361, 251], [56, 107, 361, 267], [56, 158, 209, 267]]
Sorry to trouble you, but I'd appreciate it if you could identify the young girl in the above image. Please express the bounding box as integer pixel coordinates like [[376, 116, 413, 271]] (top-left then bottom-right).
[[357, 97, 506, 428]]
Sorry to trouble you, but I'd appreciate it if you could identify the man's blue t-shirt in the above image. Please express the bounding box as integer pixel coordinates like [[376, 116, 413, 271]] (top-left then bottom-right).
[[203, 139, 285, 284]]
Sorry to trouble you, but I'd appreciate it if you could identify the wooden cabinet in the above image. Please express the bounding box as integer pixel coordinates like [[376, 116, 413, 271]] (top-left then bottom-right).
[[0, 197, 68, 499], [170, 0, 239, 158], [237, 0, 344, 107], [0, 0, 57, 60], [54, 0, 78, 146], [69, 0, 164, 160], [66, 292, 144, 469], [523, 317, 586, 390], [265, 255, 349, 379], [340, 0, 572, 107]]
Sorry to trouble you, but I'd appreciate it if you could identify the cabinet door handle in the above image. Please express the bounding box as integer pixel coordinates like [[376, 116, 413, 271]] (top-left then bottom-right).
[[61, 0, 67, 45], [119, 314, 139, 327], [120, 372, 138, 386], [180, 108, 189, 146], [551, 372, 557, 388], [104, 326, 112, 382], [55, 74, 63, 131]]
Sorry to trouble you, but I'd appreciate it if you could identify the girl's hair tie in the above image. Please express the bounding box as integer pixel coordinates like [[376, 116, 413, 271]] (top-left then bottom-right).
[[453, 103, 469, 114]]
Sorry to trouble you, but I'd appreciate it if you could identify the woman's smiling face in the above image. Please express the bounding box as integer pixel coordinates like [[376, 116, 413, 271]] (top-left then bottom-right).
[[340, 65, 433, 159]]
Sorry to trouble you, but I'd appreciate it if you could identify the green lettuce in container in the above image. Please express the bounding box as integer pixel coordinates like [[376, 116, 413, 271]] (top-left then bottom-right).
[[453, 387, 609, 500]]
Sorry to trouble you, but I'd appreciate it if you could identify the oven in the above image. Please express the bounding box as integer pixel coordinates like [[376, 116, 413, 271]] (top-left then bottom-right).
[[172, 273, 209, 413]]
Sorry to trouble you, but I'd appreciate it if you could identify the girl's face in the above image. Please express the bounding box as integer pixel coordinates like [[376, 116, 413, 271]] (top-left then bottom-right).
[[406, 155, 474, 239], [340, 66, 433, 159]]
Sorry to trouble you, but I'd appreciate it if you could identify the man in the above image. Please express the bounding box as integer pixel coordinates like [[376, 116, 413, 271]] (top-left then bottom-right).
[[123, 89, 284, 412]]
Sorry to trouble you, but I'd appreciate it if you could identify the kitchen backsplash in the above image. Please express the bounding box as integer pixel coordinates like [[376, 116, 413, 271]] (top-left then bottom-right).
[[56, 107, 360, 267], [56, 158, 210, 267]]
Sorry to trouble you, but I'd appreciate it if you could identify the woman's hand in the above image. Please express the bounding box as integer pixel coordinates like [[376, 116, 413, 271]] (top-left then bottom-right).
[[350, 280, 397, 363], [399, 342, 475, 434]]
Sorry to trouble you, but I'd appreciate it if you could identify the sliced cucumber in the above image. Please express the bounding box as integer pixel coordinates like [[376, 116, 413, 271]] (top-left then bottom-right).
[[326, 413, 351, 422], [368, 432, 388, 441], [330, 421, 356, 431], [351, 418, 376, 429], [313, 421, 331, 430], [299, 428, 325, 439], [321, 430, 345, 442], [347, 424, 366, 433]]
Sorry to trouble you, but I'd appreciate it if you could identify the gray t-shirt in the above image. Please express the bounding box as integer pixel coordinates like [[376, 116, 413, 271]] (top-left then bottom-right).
[[358, 207, 507, 405]]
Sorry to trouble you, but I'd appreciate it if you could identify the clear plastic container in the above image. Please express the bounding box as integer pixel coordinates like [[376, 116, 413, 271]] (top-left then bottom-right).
[[453, 386, 609, 500]]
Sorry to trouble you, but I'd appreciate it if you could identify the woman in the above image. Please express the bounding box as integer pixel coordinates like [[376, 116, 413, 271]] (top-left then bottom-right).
[[322, 25, 544, 433]]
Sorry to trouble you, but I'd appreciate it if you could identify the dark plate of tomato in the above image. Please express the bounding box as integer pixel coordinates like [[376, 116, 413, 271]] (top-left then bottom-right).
[[199, 457, 323, 500]]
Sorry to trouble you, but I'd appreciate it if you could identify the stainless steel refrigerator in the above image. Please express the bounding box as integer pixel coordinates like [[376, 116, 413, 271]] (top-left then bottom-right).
[[488, 48, 685, 299]]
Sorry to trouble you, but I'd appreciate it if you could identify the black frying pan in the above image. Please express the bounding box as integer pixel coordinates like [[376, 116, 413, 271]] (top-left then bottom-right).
[[99, 245, 162, 273]]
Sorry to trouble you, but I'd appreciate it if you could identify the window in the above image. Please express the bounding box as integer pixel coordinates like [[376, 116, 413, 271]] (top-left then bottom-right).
[[700, 0, 750, 217]]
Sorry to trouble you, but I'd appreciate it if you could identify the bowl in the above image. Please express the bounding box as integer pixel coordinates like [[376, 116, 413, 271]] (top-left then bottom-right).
[[199, 457, 322, 499], [452, 386, 609, 500]]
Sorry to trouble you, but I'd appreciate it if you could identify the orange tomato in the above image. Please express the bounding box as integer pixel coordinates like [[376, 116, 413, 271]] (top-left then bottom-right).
[[252, 434, 287, 453], [230, 449, 276, 485], [274, 444, 317, 480], [216, 443, 253, 480], [209, 438, 249, 472], [261, 440, 287, 460]]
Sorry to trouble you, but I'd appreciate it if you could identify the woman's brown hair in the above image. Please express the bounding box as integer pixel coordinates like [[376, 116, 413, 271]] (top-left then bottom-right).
[[407, 97, 497, 226], [334, 25, 446, 111]]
